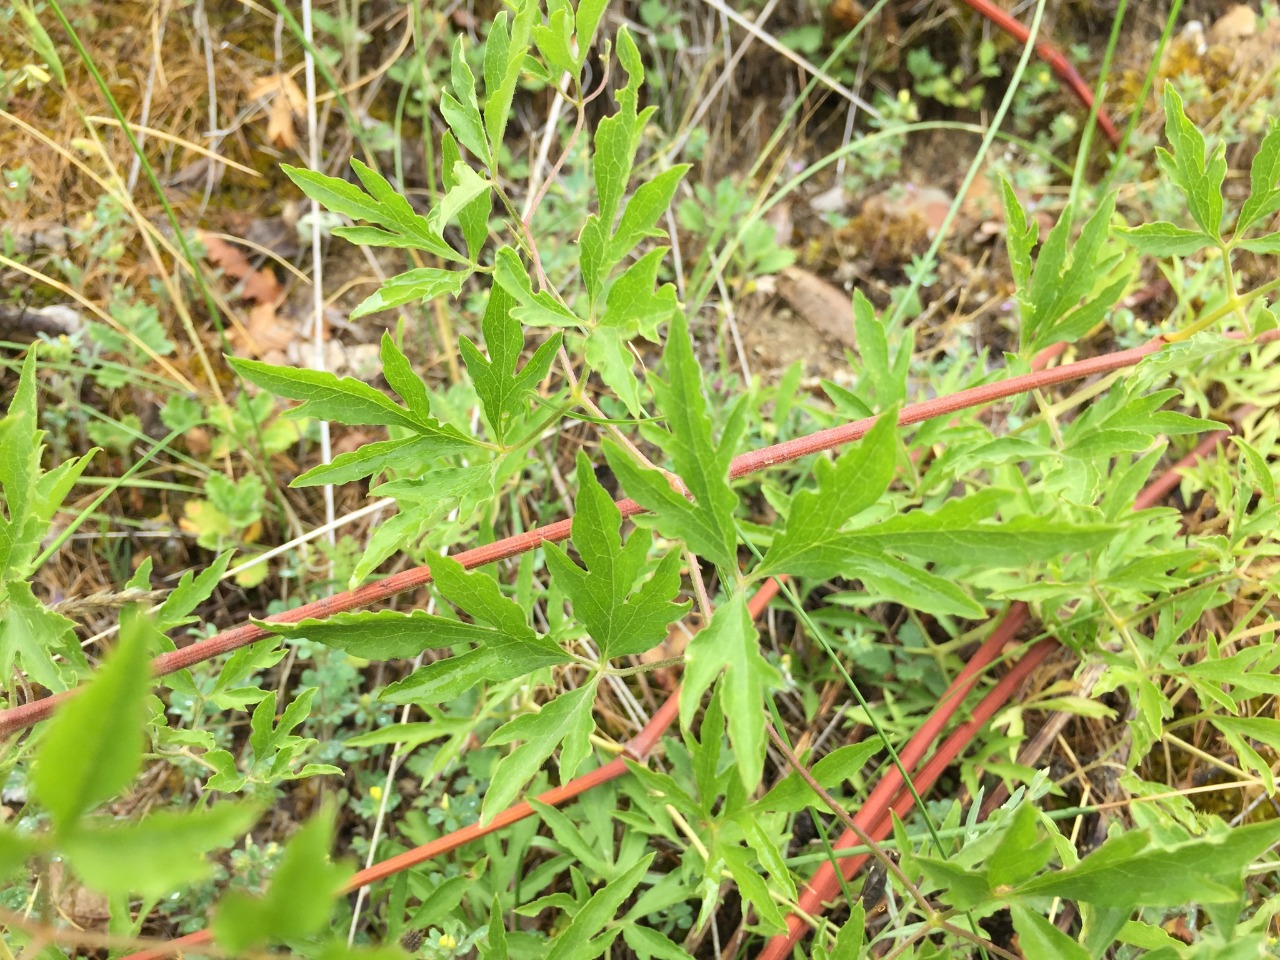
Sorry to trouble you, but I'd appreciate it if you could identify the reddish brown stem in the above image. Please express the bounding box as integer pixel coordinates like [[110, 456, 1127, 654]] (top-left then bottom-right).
[[757, 422, 1240, 958], [760, 635, 1060, 960], [120, 579, 783, 960], [958, 0, 1121, 145], [4, 331, 1274, 739], [1132, 429, 1229, 511]]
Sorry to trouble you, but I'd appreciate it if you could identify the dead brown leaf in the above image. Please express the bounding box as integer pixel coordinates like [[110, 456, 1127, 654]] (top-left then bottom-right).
[[234, 300, 293, 363], [248, 73, 306, 149], [199, 231, 291, 361], [199, 231, 284, 305], [775, 266, 858, 350]]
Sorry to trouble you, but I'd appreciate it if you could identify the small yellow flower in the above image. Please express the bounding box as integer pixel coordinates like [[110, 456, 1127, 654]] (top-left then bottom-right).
[[369, 785, 383, 801], [441, 793, 451, 811], [439, 934, 457, 950]]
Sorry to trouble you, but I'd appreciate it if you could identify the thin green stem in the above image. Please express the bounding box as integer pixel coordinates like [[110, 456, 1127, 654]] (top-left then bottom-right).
[[33, 427, 186, 570], [44, 0, 227, 361], [735, 522, 950, 859]]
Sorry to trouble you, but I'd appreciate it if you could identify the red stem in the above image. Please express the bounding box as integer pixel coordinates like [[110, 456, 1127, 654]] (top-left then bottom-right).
[[1132, 429, 1229, 511], [761, 639, 1057, 960], [3, 333, 1219, 738], [120, 579, 783, 960], [958, 0, 1121, 145], [757, 426, 1240, 958], [92, 340, 1251, 959]]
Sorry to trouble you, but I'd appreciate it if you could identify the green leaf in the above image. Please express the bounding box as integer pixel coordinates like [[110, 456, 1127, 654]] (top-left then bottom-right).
[[266, 555, 567, 681], [829, 903, 866, 960], [64, 803, 262, 898], [1065, 428, 1155, 461], [0, 580, 84, 692], [680, 591, 781, 790], [581, 216, 608, 304], [599, 248, 679, 336], [441, 38, 491, 165], [264, 608, 515, 659], [1097, 388, 1219, 436], [987, 802, 1054, 887], [1009, 904, 1091, 960], [350, 267, 467, 320], [608, 165, 691, 263], [436, 158, 490, 229], [758, 410, 897, 577], [1116, 919, 1190, 953], [1232, 436, 1276, 501], [1211, 715, 1280, 792], [545, 854, 653, 960], [379, 647, 491, 704], [720, 843, 787, 932], [1021, 191, 1130, 352], [836, 492, 1118, 567], [282, 162, 460, 263], [483, 5, 533, 153], [585, 327, 645, 417], [689, 684, 724, 808], [32, 605, 155, 833], [1235, 231, 1280, 254], [1236, 119, 1280, 235], [378, 332, 432, 423], [211, 805, 351, 952], [330, 225, 451, 254], [481, 895, 509, 960], [459, 284, 563, 443], [344, 715, 470, 750], [409, 875, 469, 929], [0, 347, 97, 582], [1015, 820, 1280, 907], [842, 551, 985, 618], [529, 798, 614, 878], [544, 452, 690, 659], [228, 355, 478, 472], [483, 677, 599, 822], [293, 435, 475, 487], [913, 854, 993, 910], [852, 291, 909, 408], [756, 740, 883, 814], [592, 28, 651, 232], [440, 134, 492, 260], [604, 312, 742, 576], [574, 0, 609, 68], [248, 686, 318, 762], [1000, 177, 1037, 290], [532, 6, 576, 76], [368, 555, 570, 703], [493, 246, 582, 327], [739, 814, 797, 900], [1117, 221, 1213, 257], [373, 462, 497, 514], [1158, 84, 1226, 239], [157, 550, 234, 632], [228, 355, 419, 430], [623, 926, 696, 960]]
